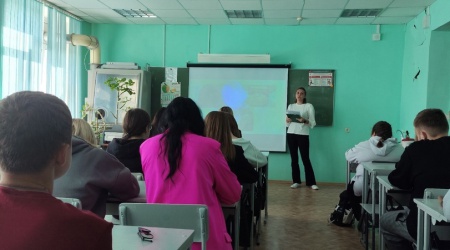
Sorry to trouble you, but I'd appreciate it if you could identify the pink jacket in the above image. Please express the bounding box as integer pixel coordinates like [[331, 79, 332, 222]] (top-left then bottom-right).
[[140, 132, 241, 250]]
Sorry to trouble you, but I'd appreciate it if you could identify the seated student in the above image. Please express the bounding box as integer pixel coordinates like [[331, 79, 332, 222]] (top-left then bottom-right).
[[107, 108, 151, 173], [72, 118, 98, 145], [439, 190, 450, 220], [380, 109, 450, 250], [54, 119, 140, 218], [220, 106, 242, 137], [225, 112, 268, 168], [330, 121, 403, 225], [205, 111, 258, 184], [0, 91, 112, 249], [149, 107, 167, 137], [140, 97, 241, 250], [345, 121, 404, 197]]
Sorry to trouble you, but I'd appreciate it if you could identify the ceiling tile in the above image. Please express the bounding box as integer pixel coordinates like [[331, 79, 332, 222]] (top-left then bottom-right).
[[230, 18, 265, 24], [346, 0, 393, 9], [265, 18, 300, 25], [195, 18, 231, 24], [263, 10, 300, 18], [47, 0, 74, 8], [335, 17, 375, 24], [64, 0, 107, 8], [151, 9, 191, 18], [390, 0, 435, 8], [98, 0, 146, 9], [160, 17, 198, 24], [381, 7, 424, 17], [300, 17, 337, 24], [100, 17, 134, 24], [130, 18, 166, 24], [179, 0, 223, 10], [79, 8, 122, 18], [64, 8, 91, 17], [303, 0, 348, 10], [302, 9, 342, 18], [188, 9, 227, 19], [262, 0, 303, 10], [220, 1, 262, 11], [373, 16, 413, 24], [80, 16, 102, 23], [139, 0, 185, 10]]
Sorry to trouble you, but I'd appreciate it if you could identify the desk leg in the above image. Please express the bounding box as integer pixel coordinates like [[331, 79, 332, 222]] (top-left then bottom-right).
[[371, 172, 377, 250], [362, 169, 369, 203], [424, 213, 430, 250], [250, 183, 255, 250], [264, 164, 268, 224], [416, 208, 424, 250], [379, 182, 385, 250]]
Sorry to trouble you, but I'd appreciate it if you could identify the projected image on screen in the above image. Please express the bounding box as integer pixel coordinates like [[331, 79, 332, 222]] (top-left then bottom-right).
[[189, 67, 288, 152]]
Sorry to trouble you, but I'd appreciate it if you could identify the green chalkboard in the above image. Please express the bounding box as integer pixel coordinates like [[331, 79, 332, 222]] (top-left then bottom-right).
[[287, 70, 335, 126]]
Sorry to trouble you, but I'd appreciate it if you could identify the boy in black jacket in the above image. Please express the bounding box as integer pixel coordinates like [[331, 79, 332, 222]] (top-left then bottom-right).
[[380, 109, 450, 250]]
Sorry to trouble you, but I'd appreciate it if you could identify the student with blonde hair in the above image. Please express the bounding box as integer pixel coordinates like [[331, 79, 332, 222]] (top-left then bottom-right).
[[72, 118, 97, 145], [205, 111, 258, 184], [53, 119, 139, 218]]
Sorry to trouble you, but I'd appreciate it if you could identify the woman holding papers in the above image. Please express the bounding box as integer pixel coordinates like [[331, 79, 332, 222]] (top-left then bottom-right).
[[286, 87, 318, 190]]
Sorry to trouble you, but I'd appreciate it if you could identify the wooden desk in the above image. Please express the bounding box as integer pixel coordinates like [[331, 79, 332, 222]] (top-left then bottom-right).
[[113, 225, 194, 250], [106, 181, 146, 215], [414, 198, 448, 250], [107, 181, 241, 250], [377, 175, 411, 250], [361, 162, 395, 250]]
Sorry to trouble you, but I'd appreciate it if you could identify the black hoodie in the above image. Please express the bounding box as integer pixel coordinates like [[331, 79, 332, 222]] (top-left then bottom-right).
[[106, 138, 146, 174]]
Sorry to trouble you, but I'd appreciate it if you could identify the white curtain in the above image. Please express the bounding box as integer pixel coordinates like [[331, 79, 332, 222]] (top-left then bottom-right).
[[1, 0, 82, 117], [1, 0, 43, 96], [46, 7, 82, 117]]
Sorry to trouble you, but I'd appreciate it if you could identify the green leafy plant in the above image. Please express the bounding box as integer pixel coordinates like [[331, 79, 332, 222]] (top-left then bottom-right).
[[81, 103, 107, 145], [104, 77, 136, 122]]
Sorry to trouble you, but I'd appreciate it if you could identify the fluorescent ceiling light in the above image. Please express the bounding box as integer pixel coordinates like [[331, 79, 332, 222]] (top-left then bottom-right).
[[113, 9, 157, 18]]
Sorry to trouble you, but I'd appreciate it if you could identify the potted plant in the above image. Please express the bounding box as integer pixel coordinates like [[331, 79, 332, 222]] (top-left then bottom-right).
[[104, 77, 136, 123]]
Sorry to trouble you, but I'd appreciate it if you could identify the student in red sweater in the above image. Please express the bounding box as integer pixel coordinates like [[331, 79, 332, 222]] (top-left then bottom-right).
[[0, 91, 112, 250]]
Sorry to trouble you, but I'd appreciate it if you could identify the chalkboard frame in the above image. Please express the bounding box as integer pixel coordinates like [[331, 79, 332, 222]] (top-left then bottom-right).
[[287, 69, 335, 126]]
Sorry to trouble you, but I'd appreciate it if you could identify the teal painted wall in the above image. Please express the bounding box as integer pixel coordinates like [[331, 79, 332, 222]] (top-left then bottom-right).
[[91, 24, 405, 183], [399, 0, 450, 136]]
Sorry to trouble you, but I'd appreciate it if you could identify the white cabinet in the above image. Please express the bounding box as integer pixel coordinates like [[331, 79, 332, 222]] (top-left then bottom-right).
[[86, 69, 151, 125]]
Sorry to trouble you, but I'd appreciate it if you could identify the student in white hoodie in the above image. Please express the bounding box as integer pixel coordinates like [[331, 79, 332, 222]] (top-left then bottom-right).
[[224, 111, 268, 168], [345, 121, 404, 196]]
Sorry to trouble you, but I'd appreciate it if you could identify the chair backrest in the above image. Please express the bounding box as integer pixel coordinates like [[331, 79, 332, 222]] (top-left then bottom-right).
[[119, 203, 208, 250], [424, 188, 449, 199], [56, 197, 82, 209], [131, 172, 144, 181]]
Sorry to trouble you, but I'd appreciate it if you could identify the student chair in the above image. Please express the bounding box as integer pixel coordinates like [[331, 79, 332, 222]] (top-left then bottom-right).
[[56, 197, 82, 209], [131, 172, 144, 181], [119, 203, 208, 250]]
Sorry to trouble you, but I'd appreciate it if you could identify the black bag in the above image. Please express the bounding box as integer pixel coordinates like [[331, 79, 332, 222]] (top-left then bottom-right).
[[329, 204, 355, 227]]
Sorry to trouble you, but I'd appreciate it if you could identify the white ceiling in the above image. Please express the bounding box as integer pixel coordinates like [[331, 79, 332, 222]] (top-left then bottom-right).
[[45, 0, 436, 25]]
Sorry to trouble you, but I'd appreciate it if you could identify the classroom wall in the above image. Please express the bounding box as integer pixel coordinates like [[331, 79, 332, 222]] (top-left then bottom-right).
[[90, 24, 405, 183], [399, 0, 450, 136]]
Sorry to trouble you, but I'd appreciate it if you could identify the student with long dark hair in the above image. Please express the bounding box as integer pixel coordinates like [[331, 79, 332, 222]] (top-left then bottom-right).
[[140, 97, 241, 250], [286, 87, 318, 190], [107, 108, 151, 173]]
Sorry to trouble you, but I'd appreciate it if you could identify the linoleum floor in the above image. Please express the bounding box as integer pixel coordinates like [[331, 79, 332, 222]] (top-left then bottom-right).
[[252, 181, 364, 250]]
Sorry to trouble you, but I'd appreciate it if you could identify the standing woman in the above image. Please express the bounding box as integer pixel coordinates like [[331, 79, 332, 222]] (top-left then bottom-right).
[[286, 87, 319, 190], [140, 97, 241, 250]]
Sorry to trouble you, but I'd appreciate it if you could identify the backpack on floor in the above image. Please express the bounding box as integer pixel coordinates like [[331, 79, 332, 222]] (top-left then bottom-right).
[[329, 204, 355, 227]]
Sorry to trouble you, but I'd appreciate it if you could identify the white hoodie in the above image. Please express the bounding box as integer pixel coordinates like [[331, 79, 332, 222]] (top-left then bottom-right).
[[232, 138, 268, 168], [345, 136, 404, 196]]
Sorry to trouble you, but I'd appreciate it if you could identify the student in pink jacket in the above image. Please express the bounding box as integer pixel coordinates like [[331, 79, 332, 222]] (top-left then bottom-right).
[[140, 97, 242, 250]]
